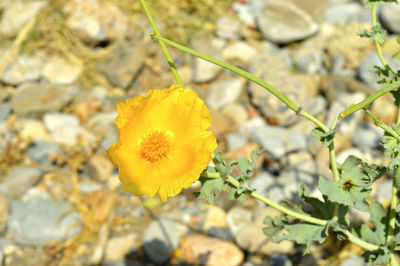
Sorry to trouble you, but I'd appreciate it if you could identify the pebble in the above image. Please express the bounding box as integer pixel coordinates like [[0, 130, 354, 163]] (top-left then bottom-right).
[[27, 140, 63, 165], [180, 234, 244, 266], [226, 207, 252, 236], [352, 122, 383, 151], [221, 41, 258, 63], [250, 123, 307, 160], [87, 154, 114, 182], [1, 55, 42, 86], [42, 55, 82, 84], [0, 167, 42, 198], [216, 16, 241, 39], [64, 0, 130, 43], [202, 205, 228, 231], [249, 172, 283, 202], [376, 179, 392, 203], [0, 103, 11, 122], [11, 83, 72, 117], [324, 3, 363, 24], [226, 133, 248, 151], [379, 2, 400, 34], [255, 1, 318, 44], [143, 218, 188, 263], [7, 198, 81, 246], [221, 103, 249, 127], [206, 78, 245, 109], [105, 233, 141, 261], [13, 118, 51, 141], [97, 40, 145, 89], [339, 255, 367, 266], [0, 194, 8, 232], [0, 1, 48, 37], [43, 112, 80, 146]]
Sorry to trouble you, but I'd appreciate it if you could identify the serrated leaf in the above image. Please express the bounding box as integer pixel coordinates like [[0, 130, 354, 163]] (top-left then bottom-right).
[[227, 187, 246, 202], [311, 128, 335, 147], [194, 173, 228, 204]]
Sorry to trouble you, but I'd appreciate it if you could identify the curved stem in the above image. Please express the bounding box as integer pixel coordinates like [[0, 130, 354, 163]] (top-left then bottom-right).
[[153, 34, 329, 133], [139, 0, 183, 87], [339, 80, 400, 120], [202, 171, 380, 252], [372, 3, 391, 71]]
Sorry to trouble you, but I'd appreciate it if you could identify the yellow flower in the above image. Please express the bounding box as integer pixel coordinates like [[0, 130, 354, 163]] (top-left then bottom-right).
[[107, 85, 217, 202]]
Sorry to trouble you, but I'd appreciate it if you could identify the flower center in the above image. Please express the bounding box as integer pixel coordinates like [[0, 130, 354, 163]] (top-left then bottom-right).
[[139, 130, 171, 163]]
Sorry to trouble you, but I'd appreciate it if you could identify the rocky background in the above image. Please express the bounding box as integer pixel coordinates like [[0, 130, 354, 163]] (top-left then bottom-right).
[[0, 0, 400, 265]]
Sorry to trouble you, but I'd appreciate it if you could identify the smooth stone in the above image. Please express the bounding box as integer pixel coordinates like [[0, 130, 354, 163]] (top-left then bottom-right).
[[27, 140, 63, 165], [336, 148, 372, 165], [0, 1, 48, 37], [232, 1, 256, 26], [221, 41, 258, 63], [226, 207, 252, 236], [226, 133, 248, 151], [7, 198, 81, 246], [97, 40, 145, 89], [249, 172, 281, 202], [291, 40, 326, 74], [206, 78, 245, 109], [380, 3, 400, 34], [324, 3, 364, 24], [105, 233, 141, 261], [352, 122, 383, 151], [216, 16, 241, 39], [86, 112, 119, 150], [339, 255, 367, 266], [202, 205, 228, 231], [359, 52, 400, 91], [371, 93, 397, 125], [269, 255, 293, 266], [250, 124, 307, 160], [256, 1, 318, 44], [376, 179, 392, 203], [143, 218, 188, 263], [64, 0, 130, 43], [180, 234, 244, 266], [0, 55, 42, 86], [11, 83, 72, 117], [43, 112, 80, 146], [42, 55, 82, 84], [0, 103, 11, 121], [0, 167, 42, 198], [13, 118, 51, 141], [221, 104, 249, 127], [87, 154, 114, 182], [207, 227, 233, 241]]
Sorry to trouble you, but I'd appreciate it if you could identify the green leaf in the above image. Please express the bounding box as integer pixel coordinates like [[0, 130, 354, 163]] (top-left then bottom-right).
[[353, 201, 389, 246], [311, 128, 336, 147], [227, 187, 247, 202], [393, 50, 400, 58], [194, 168, 228, 204]]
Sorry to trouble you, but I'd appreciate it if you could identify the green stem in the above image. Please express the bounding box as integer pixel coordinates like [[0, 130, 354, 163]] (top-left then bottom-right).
[[329, 118, 340, 183], [372, 3, 392, 72], [339, 80, 400, 120], [387, 174, 398, 243], [153, 34, 329, 133], [364, 109, 400, 140], [202, 172, 380, 252], [139, 0, 183, 87], [391, 253, 400, 266]]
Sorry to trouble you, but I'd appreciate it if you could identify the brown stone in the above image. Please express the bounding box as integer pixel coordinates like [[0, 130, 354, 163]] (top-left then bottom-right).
[[87, 154, 114, 182]]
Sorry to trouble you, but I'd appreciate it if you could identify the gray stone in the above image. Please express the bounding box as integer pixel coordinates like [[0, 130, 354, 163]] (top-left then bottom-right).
[[206, 78, 245, 109], [269, 255, 293, 266], [105, 233, 141, 261], [376, 179, 393, 203], [43, 113, 80, 146], [0, 167, 42, 198], [0, 194, 8, 232], [1, 55, 42, 86], [27, 140, 63, 165], [0, 1, 48, 37], [250, 124, 307, 160], [226, 207, 252, 236], [226, 133, 248, 151], [249, 172, 284, 203], [42, 55, 82, 84], [339, 255, 367, 266], [359, 52, 400, 91], [291, 41, 326, 74], [255, 1, 318, 44], [97, 40, 145, 88], [352, 123, 383, 151], [0, 103, 11, 121], [324, 3, 363, 24], [86, 112, 119, 150], [380, 3, 400, 34], [232, 1, 256, 26], [143, 218, 188, 263], [221, 41, 258, 63], [216, 16, 241, 39], [7, 198, 81, 246], [11, 83, 72, 117]]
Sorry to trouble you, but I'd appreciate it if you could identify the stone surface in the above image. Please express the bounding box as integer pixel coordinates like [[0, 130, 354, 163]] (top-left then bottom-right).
[[64, 0, 130, 43], [0, 167, 42, 198], [87, 154, 114, 181], [249, 172, 283, 203], [11, 83, 72, 117], [180, 234, 244, 266], [14, 118, 51, 141], [7, 198, 81, 246], [43, 112, 85, 146], [143, 218, 188, 263], [324, 3, 364, 24], [0, 103, 11, 122], [339, 255, 367, 266], [352, 122, 383, 151], [216, 16, 241, 39], [0, 194, 8, 232], [42, 55, 82, 84], [250, 123, 307, 160], [226, 207, 252, 236], [1, 55, 42, 86], [255, 1, 318, 44], [206, 78, 245, 109], [105, 233, 141, 261], [98, 40, 145, 89], [27, 140, 63, 165], [380, 3, 400, 34], [221, 104, 249, 127], [202, 205, 228, 231], [0, 1, 48, 37], [376, 179, 392, 204], [226, 133, 248, 151], [221, 41, 258, 63]]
